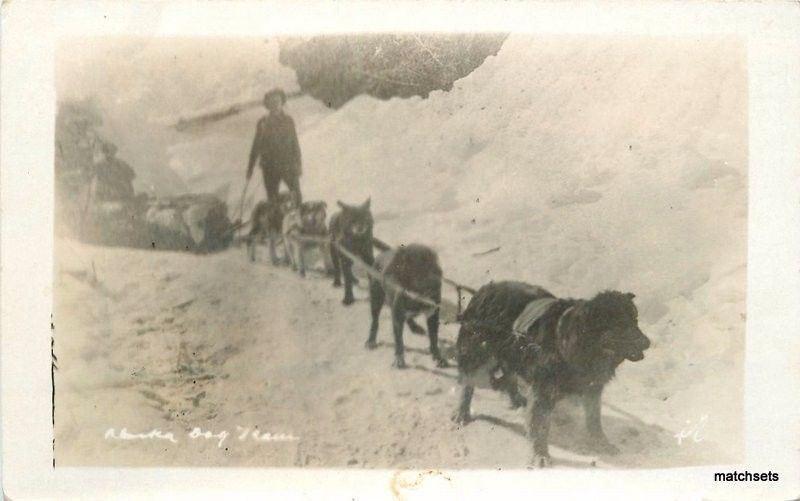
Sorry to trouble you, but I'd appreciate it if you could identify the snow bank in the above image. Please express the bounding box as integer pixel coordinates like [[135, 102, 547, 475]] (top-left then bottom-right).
[[61, 35, 747, 459], [147, 35, 745, 457], [297, 35, 747, 456]]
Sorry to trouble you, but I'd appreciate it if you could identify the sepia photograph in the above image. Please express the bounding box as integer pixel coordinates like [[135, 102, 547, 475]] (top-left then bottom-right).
[[51, 33, 747, 470]]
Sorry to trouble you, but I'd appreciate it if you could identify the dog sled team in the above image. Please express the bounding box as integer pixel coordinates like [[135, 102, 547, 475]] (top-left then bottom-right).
[[244, 88, 652, 468]]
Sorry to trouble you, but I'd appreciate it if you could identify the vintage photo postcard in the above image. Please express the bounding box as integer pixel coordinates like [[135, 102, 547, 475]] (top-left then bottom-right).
[[2, 1, 799, 499]]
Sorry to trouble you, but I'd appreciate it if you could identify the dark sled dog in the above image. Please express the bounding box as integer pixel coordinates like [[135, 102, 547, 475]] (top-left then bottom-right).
[[452, 281, 650, 467], [282, 200, 330, 277], [329, 198, 376, 305], [247, 192, 295, 264], [366, 244, 449, 369]]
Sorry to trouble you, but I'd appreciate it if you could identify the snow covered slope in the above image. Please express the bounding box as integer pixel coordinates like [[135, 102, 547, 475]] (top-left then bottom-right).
[[297, 36, 747, 458], [54, 240, 734, 468], [56, 35, 747, 464]]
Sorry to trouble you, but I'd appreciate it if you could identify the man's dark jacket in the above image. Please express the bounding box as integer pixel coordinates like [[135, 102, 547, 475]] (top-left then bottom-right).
[[247, 112, 302, 179]]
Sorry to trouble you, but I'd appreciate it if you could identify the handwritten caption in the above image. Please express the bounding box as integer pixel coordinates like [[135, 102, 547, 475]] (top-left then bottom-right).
[[105, 426, 299, 448], [674, 414, 707, 445]]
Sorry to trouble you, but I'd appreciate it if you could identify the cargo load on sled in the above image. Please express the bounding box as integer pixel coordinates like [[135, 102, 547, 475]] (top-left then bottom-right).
[[56, 99, 234, 253], [144, 193, 233, 253], [80, 192, 234, 253]]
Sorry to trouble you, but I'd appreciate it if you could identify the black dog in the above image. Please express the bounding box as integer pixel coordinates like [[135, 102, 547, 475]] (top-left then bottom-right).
[[247, 192, 295, 264], [329, 198, 376, 305], [452, 281, 650, 467], [366, 244, 448, 369]]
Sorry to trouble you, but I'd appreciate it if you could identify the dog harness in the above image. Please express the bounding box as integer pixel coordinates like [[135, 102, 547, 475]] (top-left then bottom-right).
[[512, 297, 558, 336]]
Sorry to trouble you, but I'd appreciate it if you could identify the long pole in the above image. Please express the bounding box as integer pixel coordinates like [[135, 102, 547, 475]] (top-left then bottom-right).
[[172, 91, 303, 131], [235, 178, 250, 240]]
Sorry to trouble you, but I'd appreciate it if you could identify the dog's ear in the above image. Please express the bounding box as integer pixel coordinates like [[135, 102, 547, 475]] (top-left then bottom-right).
[[625, 292, 636, 300], [337, 200, 348, 211], [362, 197, 371, 210]]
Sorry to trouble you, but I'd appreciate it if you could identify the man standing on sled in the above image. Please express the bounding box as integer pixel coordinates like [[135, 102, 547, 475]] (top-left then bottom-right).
[[246, 88, 303, 204]]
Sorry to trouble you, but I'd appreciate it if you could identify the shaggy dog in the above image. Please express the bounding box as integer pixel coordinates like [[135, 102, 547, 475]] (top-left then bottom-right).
[[452, 281, 650, 467], [247, 192, 295, 264], [366, 244, 448, 369], [329, 198, 379, 305], [282, 200, 329, 277]]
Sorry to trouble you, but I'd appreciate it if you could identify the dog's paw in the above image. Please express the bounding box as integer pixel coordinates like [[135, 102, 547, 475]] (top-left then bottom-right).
[[332, 280, 342, 288], [434, 357, 450, 368], [393, 356, 408, 369], [342, 296, 355, 306], [364, 340, 378, 350], [451, 410, 472, 425], [528, 454, 552, 468]]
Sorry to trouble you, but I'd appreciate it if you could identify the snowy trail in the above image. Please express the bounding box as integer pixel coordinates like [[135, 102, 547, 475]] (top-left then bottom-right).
[[57, 35, 746, 466], [54, 239, 728, 468]]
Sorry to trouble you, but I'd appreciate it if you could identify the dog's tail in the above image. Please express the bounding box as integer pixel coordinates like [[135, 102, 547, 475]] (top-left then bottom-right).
[[372, 236, 392, 252]]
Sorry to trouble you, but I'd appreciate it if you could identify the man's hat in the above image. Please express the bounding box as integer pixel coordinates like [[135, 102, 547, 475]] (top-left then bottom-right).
[[263, 88, 287, 105]]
